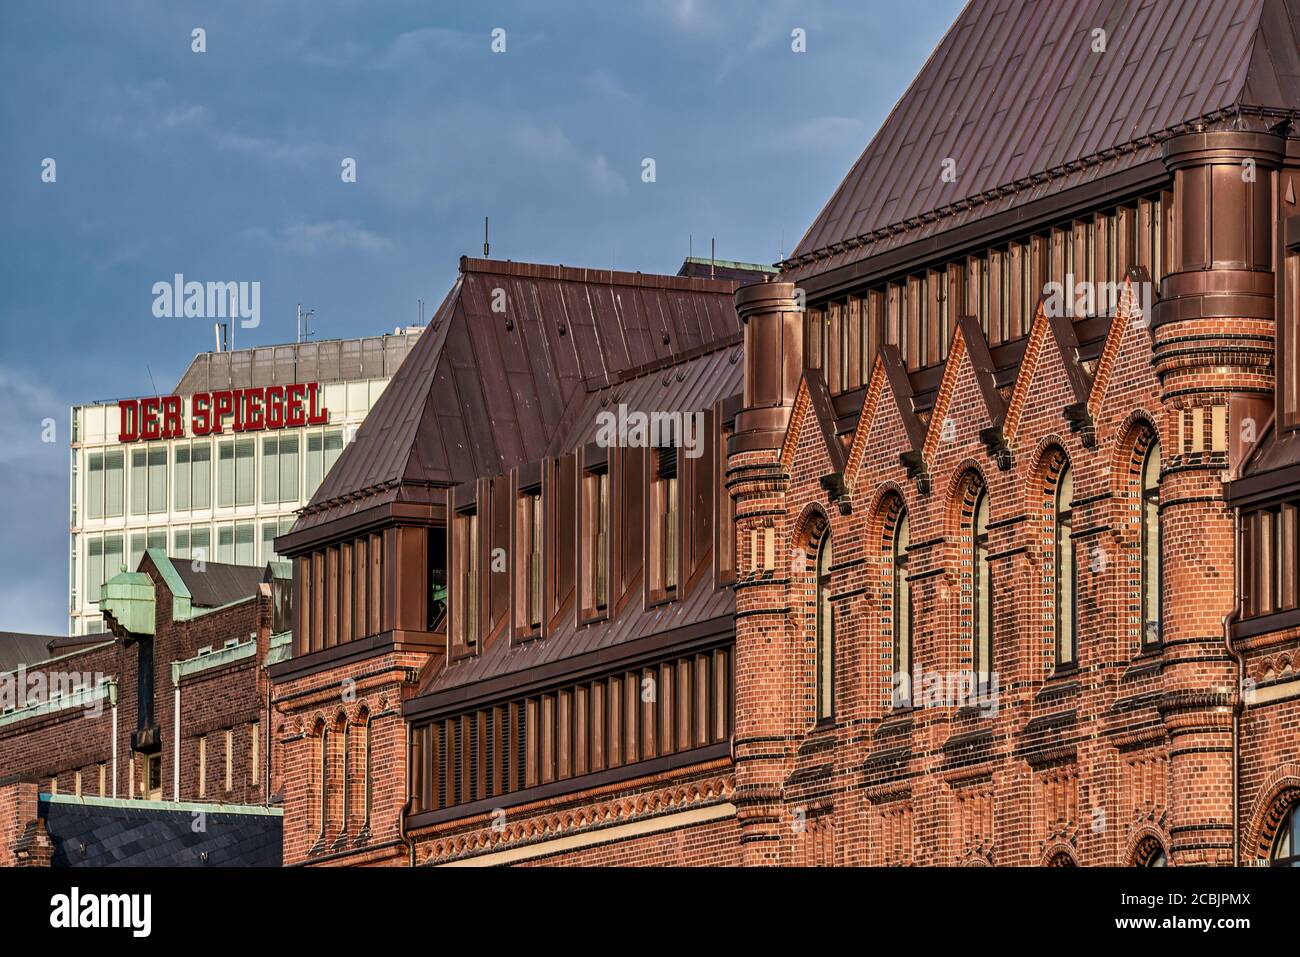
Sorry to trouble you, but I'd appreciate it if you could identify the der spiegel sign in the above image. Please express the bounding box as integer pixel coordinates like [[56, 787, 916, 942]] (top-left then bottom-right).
[[117, 383, 330, 442]]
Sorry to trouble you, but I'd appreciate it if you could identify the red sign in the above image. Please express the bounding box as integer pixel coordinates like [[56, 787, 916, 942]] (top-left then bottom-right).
[[118, 383, 329, 443]]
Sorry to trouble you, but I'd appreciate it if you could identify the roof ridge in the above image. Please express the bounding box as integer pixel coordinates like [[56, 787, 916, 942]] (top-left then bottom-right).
[[458, 255, 747, 293]]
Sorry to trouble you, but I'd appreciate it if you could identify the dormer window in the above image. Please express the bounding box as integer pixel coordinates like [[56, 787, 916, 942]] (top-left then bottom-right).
[[579, 463, 610, 622], [650, 447, 679, 601], [515, 475, 544, 638], [450, 506, 479, 657]]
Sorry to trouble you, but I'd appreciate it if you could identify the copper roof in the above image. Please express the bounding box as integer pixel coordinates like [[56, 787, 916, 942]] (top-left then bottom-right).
[[784, 0, 1300, 282], [293, 258, 746, 536]]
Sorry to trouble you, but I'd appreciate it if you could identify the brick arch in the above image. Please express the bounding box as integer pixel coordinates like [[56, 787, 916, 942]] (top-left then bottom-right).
[[1109, 411, 1160, 496], [1023, 437, 1071, 521], [349, 702, 371, 728], [1244, 764, 1300, 860], [1042, 841, 1078, 866], [791, 502, 832, 555], [946, 464, 988, 540], [1125, 824, 1171, 866], [862, 480, 910, 539]]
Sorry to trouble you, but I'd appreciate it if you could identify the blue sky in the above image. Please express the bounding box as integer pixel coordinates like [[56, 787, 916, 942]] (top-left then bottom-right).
[[0, 0, 963, 634]]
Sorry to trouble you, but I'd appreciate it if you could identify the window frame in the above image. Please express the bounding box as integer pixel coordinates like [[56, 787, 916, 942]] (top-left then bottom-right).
[[891, 506, 912, 710], [972, 486, 993, 686], [815, 530, 834, 722], [1054, 460, 1078, 669], [1140, 439, 1162, 649]]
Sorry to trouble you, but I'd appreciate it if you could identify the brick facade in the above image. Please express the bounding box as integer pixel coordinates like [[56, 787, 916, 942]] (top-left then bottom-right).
[[0, 553, 277, 863]]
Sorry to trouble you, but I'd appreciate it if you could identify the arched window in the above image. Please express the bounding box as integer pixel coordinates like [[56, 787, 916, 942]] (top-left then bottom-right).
[[816, 533, 834, 721], [1055, 462, 1076, 667], [892, 509, 911, 708], [973, 489, 992, 684], [1141, 440, 1161, 647], [1133, 835, 1168, 867], [1270, 803, 1300, 866]]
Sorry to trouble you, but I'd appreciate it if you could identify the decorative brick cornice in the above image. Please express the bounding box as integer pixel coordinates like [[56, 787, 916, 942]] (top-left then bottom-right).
[[413, 768, 734, 865]]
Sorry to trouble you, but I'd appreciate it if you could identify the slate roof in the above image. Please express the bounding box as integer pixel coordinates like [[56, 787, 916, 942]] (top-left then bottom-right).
[[291, 257, 747, 538], [784, 0, 1300, 282], [40, 795, 282, 867], [172, 559, 266, 609], [0, 632, 64, 673]]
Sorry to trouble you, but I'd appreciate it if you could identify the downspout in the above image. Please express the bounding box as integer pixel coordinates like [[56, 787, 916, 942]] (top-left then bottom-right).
[[110, 680, 119, 798], [1224, 505, 1244, 867], [265, 679, 273, 807], [171, 662, 181, 801], [399, 798, 416, 867]]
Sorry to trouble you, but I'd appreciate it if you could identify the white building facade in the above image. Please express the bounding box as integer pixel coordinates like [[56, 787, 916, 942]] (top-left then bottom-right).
[[68, 330, 422, 635]]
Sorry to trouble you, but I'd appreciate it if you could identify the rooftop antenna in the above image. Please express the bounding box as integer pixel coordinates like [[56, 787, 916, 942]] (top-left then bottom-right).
[[146, 364, 159, 395], [483, 216, 490, 258], [711, 237, 716, 279], [689, 234, 693, 261], [297, 304, 315, 344], [418, 298, 425, 326], [213, 322, 223, 353]]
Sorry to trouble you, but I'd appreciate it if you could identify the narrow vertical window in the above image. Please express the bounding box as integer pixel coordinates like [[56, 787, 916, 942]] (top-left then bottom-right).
[[224, 729, 233, 792], [1055, 463, 1076, 667], [973, 488, 992, 684], [893, 509, 911, 707], [451, 508, 479, 656], [816, 532, 833, 721], [581, 467, 610, 618], [1141, 440, 1161, 647], [649, 449, 678, 602], [198, 734, 207, 798], [529, 491, 543, 626]]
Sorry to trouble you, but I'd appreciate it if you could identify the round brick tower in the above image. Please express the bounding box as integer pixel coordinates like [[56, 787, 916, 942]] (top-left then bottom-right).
[[1151, 128, 1286, 865], [729, 280, 803, 864]]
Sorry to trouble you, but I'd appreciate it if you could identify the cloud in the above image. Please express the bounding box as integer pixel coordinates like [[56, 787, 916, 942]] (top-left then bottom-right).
[[585, 69, 636, 101], [243, 220, 395, 255], [92, 81, 333, 167], [771, 115, 867, 153], [0, 366, 68, 471], [300, 27, 479, 71], [511, 124, 628, 196]]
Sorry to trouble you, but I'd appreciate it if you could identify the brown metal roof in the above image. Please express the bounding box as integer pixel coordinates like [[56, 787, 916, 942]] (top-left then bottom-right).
[[293, 258, 745, 536], [785, 0, 1300, 283], [416, 568, 734, 702], [548, 338, 744, 454]]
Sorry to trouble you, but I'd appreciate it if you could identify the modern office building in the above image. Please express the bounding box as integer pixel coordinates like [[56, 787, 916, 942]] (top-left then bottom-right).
[[68, 330, 422, 636]]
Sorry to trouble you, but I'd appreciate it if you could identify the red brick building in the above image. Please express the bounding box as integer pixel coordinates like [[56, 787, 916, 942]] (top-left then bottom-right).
[[0, 550, 286, 837], [267, 0, 1299, 867]]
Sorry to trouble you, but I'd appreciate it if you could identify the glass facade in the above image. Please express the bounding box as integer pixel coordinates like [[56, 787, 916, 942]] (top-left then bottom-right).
[[69, 375, 392, 635]]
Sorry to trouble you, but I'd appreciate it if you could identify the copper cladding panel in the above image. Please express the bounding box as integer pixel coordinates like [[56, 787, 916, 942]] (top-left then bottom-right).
[[787, 0, 1300, 282]]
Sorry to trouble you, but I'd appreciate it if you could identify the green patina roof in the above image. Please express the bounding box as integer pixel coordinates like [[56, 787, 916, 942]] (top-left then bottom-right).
[[98, 572, 157, 636], [100, 550, 196, 636]]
